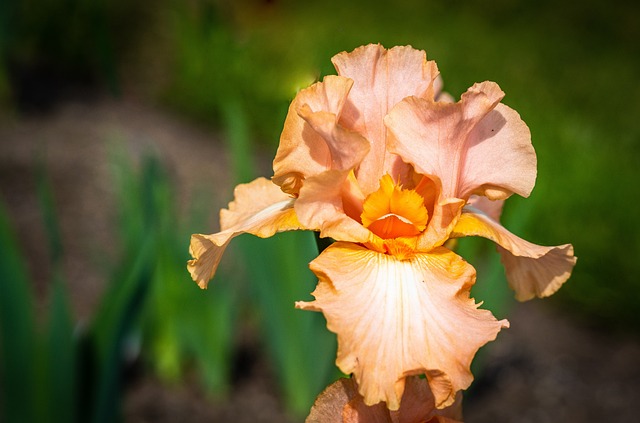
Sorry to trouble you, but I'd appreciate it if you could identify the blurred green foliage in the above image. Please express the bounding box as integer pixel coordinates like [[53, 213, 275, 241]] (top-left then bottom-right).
[[0, 202, 40, 422], [0, 146, 337, 419], [0, 153, 242, 421], [108, 149, 239, 396], [0, 164, 152, 423]]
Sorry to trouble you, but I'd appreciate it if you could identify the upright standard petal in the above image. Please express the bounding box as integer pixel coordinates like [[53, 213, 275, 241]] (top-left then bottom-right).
[[451, 208, 576, 301], [386, 81, 536, 201], [332, 44, 440, 194], [187, 178, 303, 288], [296, 103, 370, 173], [297, 243, 508, 410], [273, 75, 356, 195]]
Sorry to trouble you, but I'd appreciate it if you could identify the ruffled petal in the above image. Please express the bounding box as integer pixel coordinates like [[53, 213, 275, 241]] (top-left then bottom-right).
[[332, 44, 440, 194], [451, 208, 576, 301], [187, 178, 303, 288], [273, 75, 356, 195], [385, 81, 536, 201], [297, 243, 508, 410], [188, 234, 232, 290], [297, 104, 370, 172], [306, 377, 463, 423]]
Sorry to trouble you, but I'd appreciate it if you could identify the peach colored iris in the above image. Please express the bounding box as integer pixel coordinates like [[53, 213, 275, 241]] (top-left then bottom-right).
[[188, 44, 576, 411]]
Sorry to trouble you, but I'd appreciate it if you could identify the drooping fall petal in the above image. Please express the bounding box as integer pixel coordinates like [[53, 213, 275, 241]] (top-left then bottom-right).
[[187, 177, 303, 288], [451, 208, 576, 301], [306, 377, 463, 423], [297, 243, 508, 410], [385, 81, 536, 201], [332, 44, 440, 194]]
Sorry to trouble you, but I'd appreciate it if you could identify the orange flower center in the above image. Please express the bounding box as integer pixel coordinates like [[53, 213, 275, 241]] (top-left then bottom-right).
[[361, 175, 429, 239]]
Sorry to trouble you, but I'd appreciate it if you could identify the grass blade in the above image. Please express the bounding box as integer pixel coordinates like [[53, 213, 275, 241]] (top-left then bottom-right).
[[0, 204, 38, 422], [46, 278, 76, 423]]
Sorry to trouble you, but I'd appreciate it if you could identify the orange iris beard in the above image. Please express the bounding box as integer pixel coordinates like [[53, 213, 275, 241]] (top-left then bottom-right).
[[360, 174, 431, 259], [361, 175, 428, 240]]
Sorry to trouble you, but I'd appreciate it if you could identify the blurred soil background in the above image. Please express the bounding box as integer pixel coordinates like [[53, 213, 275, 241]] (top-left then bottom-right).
[[1, 0, 639, 422]]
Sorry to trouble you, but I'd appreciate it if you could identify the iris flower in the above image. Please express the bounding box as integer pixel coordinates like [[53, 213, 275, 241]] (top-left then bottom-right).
[[188, 44, 576, 411]]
